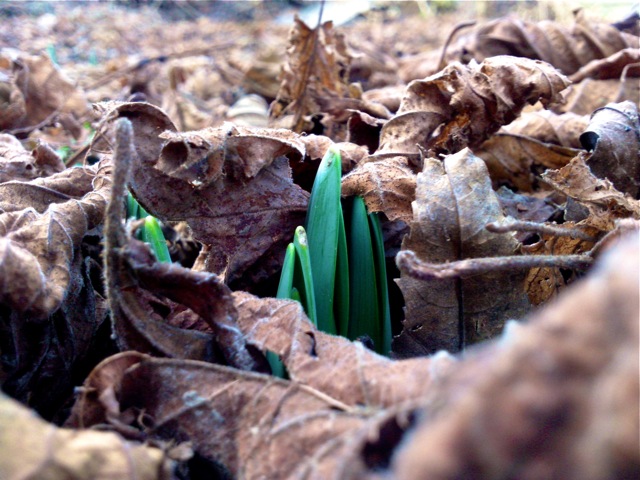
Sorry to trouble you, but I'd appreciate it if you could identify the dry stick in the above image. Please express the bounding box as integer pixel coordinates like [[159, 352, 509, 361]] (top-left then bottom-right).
[[437, 20, 477, 71], [485, 219, 598, 242], [103, 118, 134, 324], [396, 250, 593, 281]]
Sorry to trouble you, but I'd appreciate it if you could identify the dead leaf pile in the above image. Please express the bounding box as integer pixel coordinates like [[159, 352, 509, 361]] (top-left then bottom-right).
[[0, 4, 639, 479]]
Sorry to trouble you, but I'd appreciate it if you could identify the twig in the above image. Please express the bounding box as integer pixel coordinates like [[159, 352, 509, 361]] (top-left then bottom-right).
[[396, 250, 593, 281], [485, 219, 598, 242], [437, 20, 477, 71]]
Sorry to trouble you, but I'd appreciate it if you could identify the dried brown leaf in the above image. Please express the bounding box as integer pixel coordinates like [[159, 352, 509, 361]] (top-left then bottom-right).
[[394, 148, 531, 357], [0, 134, 65, 183], [0, 391, 172, 480], [380, 56, 570, 157], [569, 47, 640, 83], [476, 133, 580, 192], [104, 118, 262, 371], [95, 101, 309, 286], [579, 100, 640, 198], [501, 110, 589, 148], [232, 291, 455, 407], [542, 152, 640, 227], [3, 51, 89, 129], [271, 16, 354, 132], [391, 229, 640, 480], [0, 162, 110, 318], [341, 155, 418, 222], [344, 56, 569, 220], [451, 13, 639, 76]]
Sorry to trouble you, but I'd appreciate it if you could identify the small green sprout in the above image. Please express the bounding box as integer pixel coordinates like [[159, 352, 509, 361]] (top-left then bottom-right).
[[276, 146, 392, 356], [126, 192, 171, 263]]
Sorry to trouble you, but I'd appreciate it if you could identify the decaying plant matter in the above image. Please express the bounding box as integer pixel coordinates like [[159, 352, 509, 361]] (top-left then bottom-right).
[[0, 4, 639, 479]]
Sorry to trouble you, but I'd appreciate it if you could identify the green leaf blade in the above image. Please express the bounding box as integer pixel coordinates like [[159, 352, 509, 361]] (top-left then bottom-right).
[[348, 196, 380, 349], [305, 146, 342, 334]]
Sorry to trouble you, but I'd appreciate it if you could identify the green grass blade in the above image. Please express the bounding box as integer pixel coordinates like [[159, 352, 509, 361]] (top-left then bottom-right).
[[141, 216, 172, 263], [348, 196, 380, 350], [293, 226, 317, 327], [368, 211, 391, 355], [276, 243, 296, 300], [305, 145, 341, 335], [126, 192, 139, 219], [335, 205, 350, 337]]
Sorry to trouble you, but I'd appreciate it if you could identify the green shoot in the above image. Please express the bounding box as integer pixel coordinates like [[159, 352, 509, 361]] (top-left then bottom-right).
[[369, 212, 392, 355], [304, 145, 342, 335], [335, 206, 350, 337], [277, 243, 296, 300], [348, 196, 381, 350], [141, 216, 171, 263], [293, 226, 317, 327], [126, 192, 171, 263]]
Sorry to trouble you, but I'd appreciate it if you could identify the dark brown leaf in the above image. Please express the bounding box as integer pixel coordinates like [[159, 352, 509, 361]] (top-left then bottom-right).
[[94, 101, 309, 286], [104, 118, 262, 371]]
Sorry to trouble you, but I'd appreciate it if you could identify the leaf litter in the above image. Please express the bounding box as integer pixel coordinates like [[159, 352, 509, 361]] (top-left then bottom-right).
[[0, 3, 639, 479]]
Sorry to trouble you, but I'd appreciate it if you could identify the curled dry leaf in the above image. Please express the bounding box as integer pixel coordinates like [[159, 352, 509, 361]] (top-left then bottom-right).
[[378, 55, 570, 157], [476, 133, 579, 192], [391, 229, 640, 480], [542, 152, 640, 229], [0, 162, 110, 318], [104, 118, 262, 371], [569, 47, 640, 83], [232, 291, 455, 407], [0, 134, 63, 182], [579, 100, 640, 198], [343, 55, 570, 219], [94, 101, 309, 286], [450, 12, 639, 75], [0, 51, 89, 130], [0, 391, 172, 480], [500, 110, 589, 148], [271, 16, 354, 132], [394, 148, 531, 357], [0, 160, 111, 418]]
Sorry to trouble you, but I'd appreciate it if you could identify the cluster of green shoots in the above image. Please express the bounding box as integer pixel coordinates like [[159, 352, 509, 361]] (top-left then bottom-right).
[[126, 192, 171, 264], [271, 146, 391, 376]]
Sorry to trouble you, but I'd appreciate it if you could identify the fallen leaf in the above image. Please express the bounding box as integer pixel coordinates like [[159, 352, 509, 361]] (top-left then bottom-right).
[[0, 391, 172, 480], [569, 47, 640, 83], [271, 16, 354, 132], [3, 51, 89, 129], [579, 100, 640, 198], [476, 133, 579, 192], [500, 110, 589, 148], [391, 228, 640, 480], [93, 101, 310, 287], [450, 12, 639, 75], [542, 152, 640, 228], [0, 134, 65, 183], [394, 148, 531, 357], [344, 55, 570, 220], [104, 118, 263, 371]]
